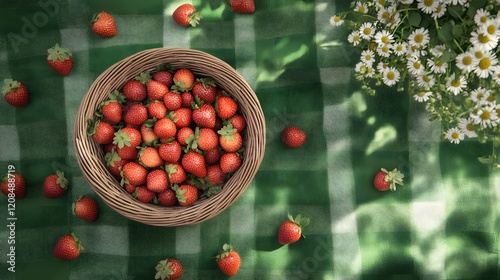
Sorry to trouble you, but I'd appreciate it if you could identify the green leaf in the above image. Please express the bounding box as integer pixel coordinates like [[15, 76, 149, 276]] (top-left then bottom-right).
[[438, 22, 454, 43], [452, 25, 464, 38], [440, 49, 456, 63], [478, 156, 494, 165], [344, 12, 374, 24], [448, 5, 465, 19], [409, 12, 422, 27], [469, 0, 487, 9]]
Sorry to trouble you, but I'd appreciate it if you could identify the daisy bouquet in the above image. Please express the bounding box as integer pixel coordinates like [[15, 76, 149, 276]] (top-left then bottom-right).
[[331, 0, 500, 167]]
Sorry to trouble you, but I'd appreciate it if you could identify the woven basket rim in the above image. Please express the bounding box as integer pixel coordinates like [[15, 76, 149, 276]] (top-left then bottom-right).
[[73, 47, 266, 226]]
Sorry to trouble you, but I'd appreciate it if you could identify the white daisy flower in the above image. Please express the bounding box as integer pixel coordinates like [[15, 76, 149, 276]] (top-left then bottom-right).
[[480, 18, 500, 38], [446, 73, 467, 95], [329, 15, 344, 26], [470, 30, 498, 51], [355, 62, 367, 73], [377, 61, 388, 73], [359, 22, 375, 39], [382, 67, 400, 86], [492, 66, 500, 85], [431, 3, 447, 19], [393, 42, 408, 56], [408, 28, 430, 48], [443, 0, 469, 7], [417, 0, 439, 14], [471, 105, 499, 129], [474, 8, 490, 26], [474, 50, 498, 78], [401, 0, 414, 4], [376, 43, 392, 58], [365, 66, 375, 78], [377, 7, 392, 24], [360, 50, 376, 66], [348, 31, 362, 46], [430, 44, 446, 57], [354, 2, 369, 14], [445, 127, 464, 144], [470, 87, 490, 104], [416, 73, 435, 88], [407, 56, 425, 76], [458, 118, 478, 138], [427, 57, 448, 74], [374, 30, 395, 45], [408, 45, 428, 58], [455, 51, 477, 72], [413, 91, 432, 102]]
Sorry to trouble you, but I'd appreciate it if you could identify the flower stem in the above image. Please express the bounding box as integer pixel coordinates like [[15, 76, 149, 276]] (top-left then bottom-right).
[[453, 39, 465, 53]]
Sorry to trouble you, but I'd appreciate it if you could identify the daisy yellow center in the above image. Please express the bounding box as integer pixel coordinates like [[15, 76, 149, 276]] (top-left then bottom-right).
[[413, 61, 421, 69], [365, 54, 372, 60], [363, 27, 372, 36], [378, 0, 386, 5], [381, 36, 390, 44], [417, 92, 426, 97], [475, 51, 484, 59], [480, 16, 488, 23], [434, 59, 443, 67], [387, 71, 395, 80], [369, 42, 377, 50], [481, 111, 491, 120], [487, 95, 496, 102], [477, 93, 484, 99], [466, 123, 474, 131], [478, 33, 490, 44], [334, 16, 342, 22], [462, 56, 472, 65], [382, 11, 390, 20], [396, 45, 403, 52], [353, 35, 360, 41], [451, 132, 460, 139], [414, 34, 424, 44], [367, 68, 373, 73], [487, 25, 497, 36], [423, 75, 431, 82], [424, 0, 434, 7], [479, 57, 491, 70], [436, 5, 443, 13], [451, 79, 461, 87], [358, 6, 366, 13], [381, 45, 389, 53]]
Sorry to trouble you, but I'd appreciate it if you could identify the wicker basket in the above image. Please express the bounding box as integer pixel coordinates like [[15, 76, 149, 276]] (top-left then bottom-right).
[[73, 48, 266, 226]]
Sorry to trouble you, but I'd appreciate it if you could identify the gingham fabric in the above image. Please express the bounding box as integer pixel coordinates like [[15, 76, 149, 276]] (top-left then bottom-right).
[[0, 0, 499, 279]]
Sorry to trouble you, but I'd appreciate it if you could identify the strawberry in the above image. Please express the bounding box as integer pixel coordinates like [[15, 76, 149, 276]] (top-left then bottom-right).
[[147, 79, 168, 100], [219, 152, 242, 173], [116, 145, 138, 161], [47, 43, 73, 76], [192, 103, 216, 128], [124, 103, 148, 126], [373, 168, 404, 191], [172, 68, 195, 92], [158, 188, 177, 207], [148, 100, 167, 119], [43, 170, 69, 198], [139, 147, 164, 169], [91, 11, 117, 37], [72, 196, 99, 222], [207, 164, 226, 185], [124, 183, 136, 193], [154, 118, 177, 139], [216, 96, 238, 119], [0, 173, 26, 199], [99, 91, 124, 124], [146, 169, 169, 193], [170, 107, 192, 128], [155, 258, 183, 280], [105, 149, 128, 176], [218, 125, 243, 152], [205, 147, 221, 164], [278, 213, 310, 245], [133, 186, 156, 203], [172, 184, 198, 206], [230, 0, 256, 13], [176, 127, 194, 146], [196, 127, 219, 151], [214, 117, 224, 132], [165, 163, 187, 184], [113, 127, 142, 148], [181, 150, 207, 178], [172, 4, 202, 27], [216, 244, 241, 276], [53, 233, 84, 260], [180, 91, 194, 108], [140, 122, 159, 146], [87, 119, 115, 144], [281, 126, 306, 148], [158, 140, 182, 163], [227, 114, 246, 133], [192, 78, 216, 104], [163, 91, 182, 111], [122, 72, 149, 102], [121, 162, 147, 186], [2, 79, 29, 107], [153, 70, 174, 88]]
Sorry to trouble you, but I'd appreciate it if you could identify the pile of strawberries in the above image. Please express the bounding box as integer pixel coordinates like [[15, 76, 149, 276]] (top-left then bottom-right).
[[87, 65, 246, 206]]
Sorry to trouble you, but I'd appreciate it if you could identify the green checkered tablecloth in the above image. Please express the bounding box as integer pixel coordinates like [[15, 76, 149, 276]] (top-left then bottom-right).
[[0, 0, 499, 279]]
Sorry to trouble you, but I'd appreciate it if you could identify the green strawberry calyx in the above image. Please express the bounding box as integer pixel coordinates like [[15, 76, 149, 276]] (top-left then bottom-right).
[[47, 43, 72, 62], [155, 259, 175, 280], [113, 129, 132, 148], [196, 77, 216, 88], [135, 71, 151, 85], [171, 184, 187, 203], [56, 170, 69, 189], [104, 150, 121, 167], [70, 232, 85, 251], [71, 195, 84, 216], [2, 79, 20, 95], [216, 243, 235, 260], [217, 124, 237, 140], [188, 11, 202, 27], [288, 213, 310, 238], [381, 168, 404, 191]]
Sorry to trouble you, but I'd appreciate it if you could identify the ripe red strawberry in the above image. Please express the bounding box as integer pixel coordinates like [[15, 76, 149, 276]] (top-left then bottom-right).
[[230, 0, 256, 13], [122, 73, 149, 102], [158, 140, 182, 163], [227, 114, 246, 133], [205, 148, 221, 164], [147, 79, 168, 100], [218, 125, 243, 152], [0, 173, 26, 199], [281, 126, 306, 148], [170, 107, 192, 128], [43, 170, 69, 198], [155, 258, 183, 280], [176, 127, 194, 146], [47, 43, 73, 76], [105, 150, 128, 176], [180, 91, 194, 107], [121, 162, 147, 186], [153, 70, 174, 88], [192, 78, 216, 104], [116, 145, 138, 161], [165, 163, 187, 184], [192, 103, 216, 128], [113, 127, 142, 148], [73, 196, 99, 222], [148, 100, 167, 119], [133, 186, 156, 203], [163, 91, 182, 111], [154, 118, 177, 139], [124, 183, 136, 193], [207, 165, 226, 185], [100, 92, 124, 124], [172, 4, 202, 27], [373, 168, 404, 191], [197, 127, 219, 151], [278, 213, 310, 245], [216, 244, 241, 276], [124, 103, 148, 126], [87, 119, 115, 144], [220, 152, 242, 173], [146, 169, 169, 193], [2, 79, 29, 107], [91, 11, 117, 37], [53, 233, 84, 260], [158, 188, 177, 207], [216, 96, 238, 119], [182, 150, 207, 178], [140, 123, 159, 146], [173, 184, 198, 206], [172, 68, 195, 91], [139, 147, 164, 169]]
